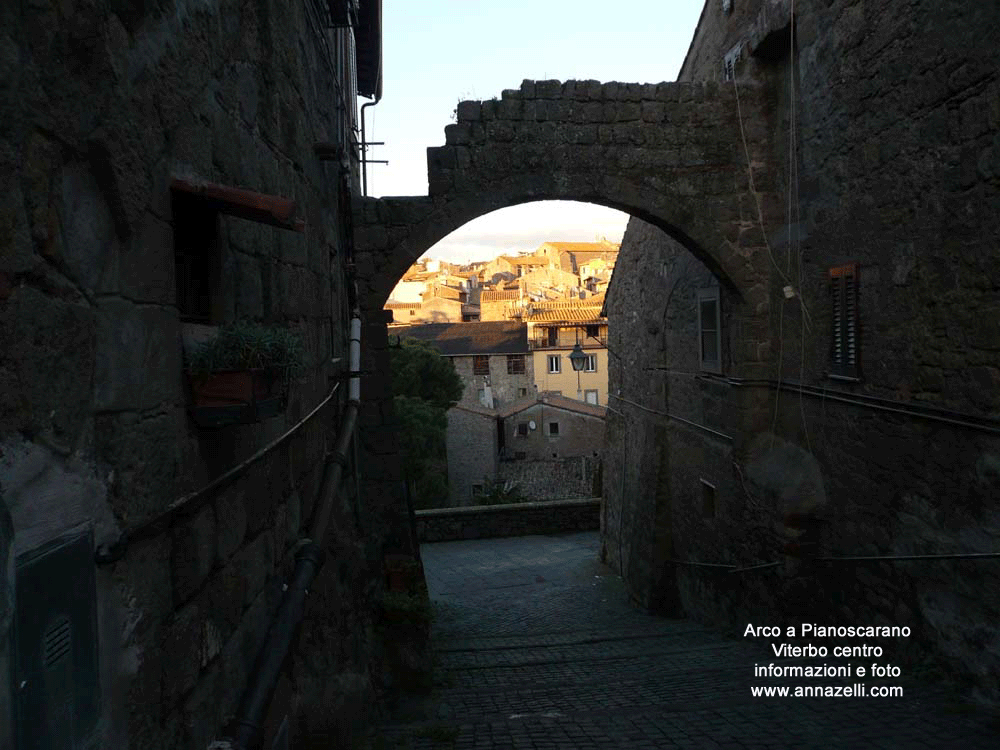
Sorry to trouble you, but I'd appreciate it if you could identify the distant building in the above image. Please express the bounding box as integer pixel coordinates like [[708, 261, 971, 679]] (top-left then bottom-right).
[[537, 240, 620, 275], [499, 393, 606, 461], [526, 300, 609, 405], [391, 321, 534, 409]]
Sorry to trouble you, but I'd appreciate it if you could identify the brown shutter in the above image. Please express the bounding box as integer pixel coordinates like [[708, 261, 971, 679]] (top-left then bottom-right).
[[829, 264, 860, 379]]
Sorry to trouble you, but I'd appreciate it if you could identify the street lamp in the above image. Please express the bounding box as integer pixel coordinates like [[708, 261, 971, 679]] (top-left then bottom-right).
[[569, 342, 588, 372]]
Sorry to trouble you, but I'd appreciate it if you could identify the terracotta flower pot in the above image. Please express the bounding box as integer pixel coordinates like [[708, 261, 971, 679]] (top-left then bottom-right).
[[187, 369, 283, 427]]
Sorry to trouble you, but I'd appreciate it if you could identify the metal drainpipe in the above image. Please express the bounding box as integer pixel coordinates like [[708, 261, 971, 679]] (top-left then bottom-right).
[[228, 309, 363, 750], [360, 97, 380, 196]]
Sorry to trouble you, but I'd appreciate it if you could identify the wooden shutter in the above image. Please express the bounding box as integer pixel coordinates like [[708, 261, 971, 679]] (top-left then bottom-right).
[[829, 264, 860, 379]]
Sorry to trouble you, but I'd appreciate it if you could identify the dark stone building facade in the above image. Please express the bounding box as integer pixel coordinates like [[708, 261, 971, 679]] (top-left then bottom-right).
[[602, 0, 1000, 703], [0, 2, 421, 749]]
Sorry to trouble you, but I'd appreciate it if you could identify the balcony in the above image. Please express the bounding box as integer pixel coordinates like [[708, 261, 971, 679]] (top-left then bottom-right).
[[529, 336, 607, 351]]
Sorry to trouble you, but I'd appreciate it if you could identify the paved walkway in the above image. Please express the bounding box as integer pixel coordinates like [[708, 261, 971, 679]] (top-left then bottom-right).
[[371, 532, 998, 749]]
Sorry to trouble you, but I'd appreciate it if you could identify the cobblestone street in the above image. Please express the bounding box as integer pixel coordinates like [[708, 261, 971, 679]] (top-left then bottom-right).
[[372, 532, 998, 749]]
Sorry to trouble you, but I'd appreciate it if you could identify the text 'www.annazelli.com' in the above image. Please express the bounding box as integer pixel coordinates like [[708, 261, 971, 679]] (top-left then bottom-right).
[[751, 684, 904, 698]]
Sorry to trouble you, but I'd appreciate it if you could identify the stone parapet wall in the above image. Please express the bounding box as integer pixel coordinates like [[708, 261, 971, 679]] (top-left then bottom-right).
[[416, 499, 601, 543], [498, 457, 601, 501]]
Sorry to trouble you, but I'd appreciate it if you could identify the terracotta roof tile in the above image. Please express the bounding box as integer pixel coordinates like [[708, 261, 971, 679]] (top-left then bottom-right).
[[526, 308, 605, 323], [481, 290, 520, 302]]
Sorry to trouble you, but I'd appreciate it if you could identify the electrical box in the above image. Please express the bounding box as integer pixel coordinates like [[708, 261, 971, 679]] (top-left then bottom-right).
[[13, 529, 100, 750]]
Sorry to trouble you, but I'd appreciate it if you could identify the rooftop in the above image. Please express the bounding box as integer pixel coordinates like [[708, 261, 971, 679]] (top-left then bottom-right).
[[497, 392, 607, 420], [392, 321, 528, 356]]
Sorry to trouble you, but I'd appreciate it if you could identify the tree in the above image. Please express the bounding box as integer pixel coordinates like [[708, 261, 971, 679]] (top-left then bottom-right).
[[389, 337, 463, 408], [389, 338, 464, 508]]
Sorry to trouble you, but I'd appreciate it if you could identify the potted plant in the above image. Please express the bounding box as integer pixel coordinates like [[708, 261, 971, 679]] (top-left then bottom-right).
[[185, 320, 304, 427]]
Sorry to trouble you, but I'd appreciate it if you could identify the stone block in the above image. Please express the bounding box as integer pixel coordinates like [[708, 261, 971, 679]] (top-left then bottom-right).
[[95, 297, 182, 411], [641, 101, 666, 123], [497, 98, 521, 120], [427, 146, 456, 170], [444, 123, 471, 145], [235, 252, 263, 319], [278, 223, 308, 266], [120, 211, 175, 304], [622, 83, 644, 102], [59, 159, 118, 294], [456, 100, 481, 122], [535, 80, 562, 99], [161, 601, 203, 705], [485, 121, 514, 143], [354, 224, 388, 251], [0, 180, 36, 273], [215, 484, 248, 562], [480, 100, 497, 120], [181, 660, 223, 750], [235, 530, 276, 610], [0, 285, 95, 443], [520, 80, 536, 98], [172, 504, 217, 605]]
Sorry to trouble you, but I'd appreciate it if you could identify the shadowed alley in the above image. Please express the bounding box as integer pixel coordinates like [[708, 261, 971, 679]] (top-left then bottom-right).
[[372, 533, 998, 749]]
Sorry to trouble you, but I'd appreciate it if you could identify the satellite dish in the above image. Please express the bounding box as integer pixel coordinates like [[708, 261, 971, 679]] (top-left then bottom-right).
[[528, 421, 536, 430]]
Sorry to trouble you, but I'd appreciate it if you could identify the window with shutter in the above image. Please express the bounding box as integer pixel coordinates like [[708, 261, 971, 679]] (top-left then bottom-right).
[[829, 264, 860, 379], [473, 355, 489, 375], [723, 43, 742, 81], [697, 287, 722, 374]]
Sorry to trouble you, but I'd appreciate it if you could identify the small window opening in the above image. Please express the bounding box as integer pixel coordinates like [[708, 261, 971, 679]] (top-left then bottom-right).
[[473, 355, 489, 375], [172, 191, 219, 322], [697, 287, 722, 374], [549, 422, 560, 435], [701, 479, 716, 519], [506, 354, 525, 374]]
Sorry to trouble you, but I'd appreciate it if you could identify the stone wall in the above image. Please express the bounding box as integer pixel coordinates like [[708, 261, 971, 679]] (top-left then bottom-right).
[[603, 0, 1000, 703], [0, 2, 415, 748], [502, 404, 605, 461], [498, 457, 601, 502], [446, 406, 498, 507], [451, 353, 535, 409], [415, 499, 601, 543]]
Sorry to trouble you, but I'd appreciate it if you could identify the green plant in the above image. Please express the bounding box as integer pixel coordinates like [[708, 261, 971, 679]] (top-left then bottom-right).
[[186, 320, 304, 378], [480, 478, 523, 505]]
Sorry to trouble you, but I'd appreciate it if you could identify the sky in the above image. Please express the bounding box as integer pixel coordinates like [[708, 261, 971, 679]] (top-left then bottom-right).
[[364, 0, 706, 265]]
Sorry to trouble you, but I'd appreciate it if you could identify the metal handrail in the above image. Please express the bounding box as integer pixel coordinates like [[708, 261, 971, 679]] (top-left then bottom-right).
[[94, 382, 341, 565]]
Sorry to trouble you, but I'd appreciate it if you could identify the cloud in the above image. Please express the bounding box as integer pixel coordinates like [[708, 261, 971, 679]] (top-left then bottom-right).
[[423, 201, 630, 264]]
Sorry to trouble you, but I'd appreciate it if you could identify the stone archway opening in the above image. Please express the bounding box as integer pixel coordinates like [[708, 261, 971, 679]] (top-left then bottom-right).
[[350, 79, 783, 621]]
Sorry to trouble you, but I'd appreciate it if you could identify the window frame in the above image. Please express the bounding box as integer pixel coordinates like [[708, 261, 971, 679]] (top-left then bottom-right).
[[473, 355, 490, 376], [829, 263, 861, 380], [583, 353, 597, 372], [697, 287, 723, 374], [547, 354, 561, 374], [584, 389, 599, 405], [506, 354, 525, 374], [516, 422, 529, 437], [548, 421, 560, 436]]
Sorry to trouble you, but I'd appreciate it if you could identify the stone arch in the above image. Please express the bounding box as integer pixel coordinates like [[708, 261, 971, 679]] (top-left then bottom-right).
[[354, 79, 777, 317], [359, 175, 754, 313]]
